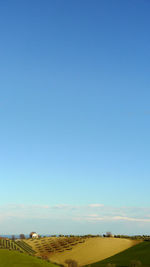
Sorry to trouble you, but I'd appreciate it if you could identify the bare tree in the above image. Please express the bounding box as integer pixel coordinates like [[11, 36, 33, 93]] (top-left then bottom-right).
[[20, 234, 25, 239], [130, 260, 142, 267], [11, 235, 15, 241], [65, 259, 78, 267], [106, 232, 113, 237]]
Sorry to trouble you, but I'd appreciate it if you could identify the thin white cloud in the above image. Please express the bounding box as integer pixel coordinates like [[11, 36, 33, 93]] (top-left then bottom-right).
[[88, 214, 99, 217], [1, 204, 150, 226], [52, 204, 71, 209], [76, 215, 150, 223], [112, 216, 150, 222], [88, 204, 104, 208]]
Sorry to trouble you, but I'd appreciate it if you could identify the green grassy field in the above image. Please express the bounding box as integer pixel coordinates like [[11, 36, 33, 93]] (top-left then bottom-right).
[[0, 249, 59, 267], [87, 241, 150, 267]]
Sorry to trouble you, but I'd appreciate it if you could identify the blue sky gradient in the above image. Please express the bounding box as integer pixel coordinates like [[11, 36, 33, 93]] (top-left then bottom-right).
[[0, 0, 150, 234]]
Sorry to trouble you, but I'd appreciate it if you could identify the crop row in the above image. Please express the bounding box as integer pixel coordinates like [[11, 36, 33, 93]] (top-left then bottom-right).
[[15, 240, 36, 255], [0, 239, 22, 251]]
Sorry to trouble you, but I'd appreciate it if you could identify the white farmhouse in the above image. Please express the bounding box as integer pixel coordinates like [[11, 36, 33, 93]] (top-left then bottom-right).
[[30, 232, 39, 239]]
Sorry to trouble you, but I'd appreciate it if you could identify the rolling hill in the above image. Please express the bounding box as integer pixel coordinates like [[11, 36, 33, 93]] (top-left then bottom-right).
[[88, 241, 150, 267], [0, 249, 58, 267], [24, 237, 139, 266]]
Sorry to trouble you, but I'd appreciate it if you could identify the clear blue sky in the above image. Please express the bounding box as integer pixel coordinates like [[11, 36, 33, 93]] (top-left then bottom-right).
[[0, 0, 150, 234]]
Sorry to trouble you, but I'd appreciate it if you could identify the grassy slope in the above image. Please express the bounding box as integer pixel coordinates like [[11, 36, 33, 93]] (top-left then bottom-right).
[[88, 241, 150, 267], [0, 249, 58, 267], [49, 237, 138, 266]]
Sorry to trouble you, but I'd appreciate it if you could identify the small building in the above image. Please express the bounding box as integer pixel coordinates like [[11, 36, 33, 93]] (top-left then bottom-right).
[[29, 232, 39, 239]]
